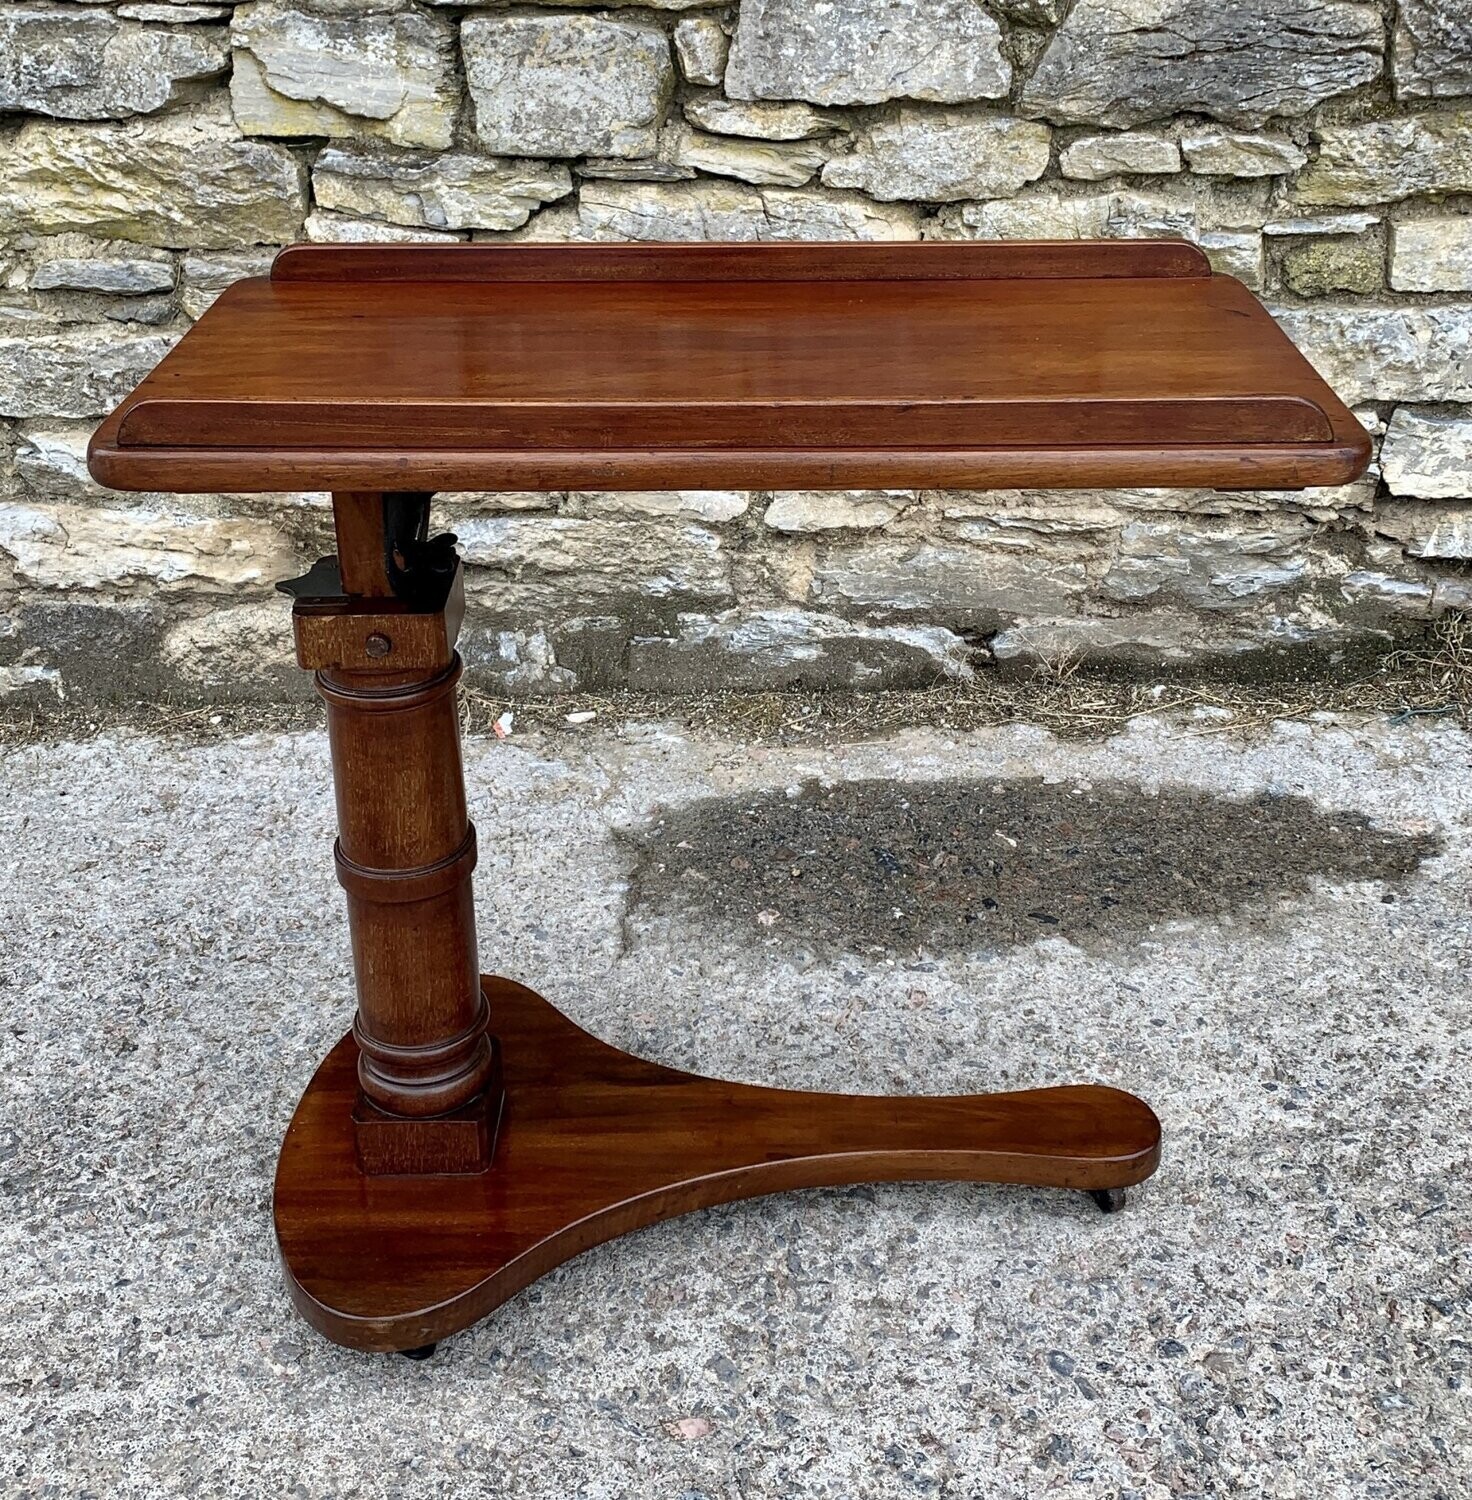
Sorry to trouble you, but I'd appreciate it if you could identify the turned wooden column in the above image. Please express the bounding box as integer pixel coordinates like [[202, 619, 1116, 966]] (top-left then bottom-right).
[[320, 660, 490, 1116], [287, 491, 501, 1174]]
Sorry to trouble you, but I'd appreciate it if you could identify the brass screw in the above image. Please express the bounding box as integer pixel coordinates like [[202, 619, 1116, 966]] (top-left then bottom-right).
[[364, 632, 392, 659]]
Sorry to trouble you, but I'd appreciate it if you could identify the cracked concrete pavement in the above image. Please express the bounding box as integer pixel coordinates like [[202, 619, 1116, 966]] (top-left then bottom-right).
[[1, 713, 1468, 1498]]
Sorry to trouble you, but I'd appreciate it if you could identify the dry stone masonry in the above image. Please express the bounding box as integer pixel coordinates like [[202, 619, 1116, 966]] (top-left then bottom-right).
[[0, 0, 1469, 705]]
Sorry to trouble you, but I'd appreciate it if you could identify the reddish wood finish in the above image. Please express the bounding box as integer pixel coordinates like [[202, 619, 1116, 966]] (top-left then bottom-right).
[[82, 244, 1377, 1352], [86, 242, 1370, 495], [331, 491, 396, 598], [270, 238, 1212, 283], [352, 1043, 503, 1177], [292, 526, 499, 1170], [275, 976, 1162, 1352], [113, 394, 1336, 452], [321, 657, 492, 1122]]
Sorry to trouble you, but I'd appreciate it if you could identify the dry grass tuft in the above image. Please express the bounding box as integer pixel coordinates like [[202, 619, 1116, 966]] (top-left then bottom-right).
[[3, 616, 1468, 749], [459, 612, 1472, 745]]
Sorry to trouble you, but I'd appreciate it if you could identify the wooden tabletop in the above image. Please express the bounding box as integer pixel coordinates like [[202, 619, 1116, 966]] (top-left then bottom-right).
[[88, 241, 1370, 494]]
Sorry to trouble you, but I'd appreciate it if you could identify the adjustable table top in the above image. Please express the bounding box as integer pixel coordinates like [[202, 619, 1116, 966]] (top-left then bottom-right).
[[88, 240, 1370, 496]]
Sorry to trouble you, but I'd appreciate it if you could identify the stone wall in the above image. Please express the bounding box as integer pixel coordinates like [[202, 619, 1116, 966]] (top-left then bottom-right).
[[2, 0, 1471, 705]]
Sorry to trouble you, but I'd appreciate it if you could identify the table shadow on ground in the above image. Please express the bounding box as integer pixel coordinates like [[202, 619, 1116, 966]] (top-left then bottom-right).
[[622, 777, 1440, 957]]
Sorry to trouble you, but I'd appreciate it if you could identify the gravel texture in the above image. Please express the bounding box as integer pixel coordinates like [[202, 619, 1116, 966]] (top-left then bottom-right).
[[626, 776, 1440, 957], [1, 714, 1468, 1498]]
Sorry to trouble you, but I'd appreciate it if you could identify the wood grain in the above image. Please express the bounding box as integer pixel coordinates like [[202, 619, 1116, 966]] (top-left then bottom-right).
[[87, 242, 1371, 494], [115, 395, 1335, 451], [270, 239, 1214, 284], [274, 977, 1163, 1352]]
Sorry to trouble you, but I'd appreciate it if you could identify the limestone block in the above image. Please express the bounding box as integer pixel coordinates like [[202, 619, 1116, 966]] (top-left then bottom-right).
[[1374, 503, 1472, 558], [571, 181, 923, 242], [312, 147, 572, 232], [461, 627, 575, 694], [1379, 409, 1472, 499], [1022, 0, 1382, 128], [1296, 112, 1472, 206], [0, 502, 297, 592], [673, 19, 728, 87], [161, 601, 296, 687], [1280, 234, 1384, 297], [180, 249, 278, 317], [0, 6, 227, 119], [627, 609, 973, 691], [990, 613, 1236, 664], [1101, 518, 1313, 610], [822, 110, 1051, 203], [28, 239, 176, 295], [302, 211, 463, 243], [436, 491, 561, 515], [763, 492, 910, 532], [574, 151, 696, 184], [0, 105, 306, 249], [1197, 231, 1264, 288], [1059, 132, 1181, 180], [938, 191, 1115, 240], [726, 0, 1010, 107], [118, 4, 230, 20], [1263, 213, 1380, 237], [1104, 188, 1197, 239], [565, 492, 750, 524], [230, 3, 458, 149], [666, 126, 828, 187], [1339, 570, 1435, 618], [0, 329, 175, 419], [760, 188, 926, 240], [938, 484, 1375, 522], [1390, 218, 1472, 294], [938, 182, 1217, 243], [811, 541, 1088, 622], [12, 426, 98, 502], [1394, 0, 1472, 100], [180, 251, 278, 285], [682, 97, 844, 141], [1180, 129, 1306, 177], [1272, 305, 1472, 404], [456, 516, 732, 614], [463, 14, 673, 161]]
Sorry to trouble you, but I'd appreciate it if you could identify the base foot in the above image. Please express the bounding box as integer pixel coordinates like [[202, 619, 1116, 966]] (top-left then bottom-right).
[[353, 1040, 504, 1176], [1088, 1186, 1128, 1214], [399, 1343, 438, 1361], [275, 977, 1161, 1352]]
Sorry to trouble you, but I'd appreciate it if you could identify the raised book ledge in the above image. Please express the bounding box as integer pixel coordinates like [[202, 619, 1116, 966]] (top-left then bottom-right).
[[267, 238, 1216, 283]]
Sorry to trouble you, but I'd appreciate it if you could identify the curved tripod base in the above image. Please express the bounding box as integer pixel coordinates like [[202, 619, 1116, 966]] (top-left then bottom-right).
[[274, 977, 1162, 1352]]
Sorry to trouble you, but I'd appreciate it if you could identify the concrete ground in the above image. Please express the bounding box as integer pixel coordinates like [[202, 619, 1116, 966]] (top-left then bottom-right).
[[0, 711, 1467, 1499]]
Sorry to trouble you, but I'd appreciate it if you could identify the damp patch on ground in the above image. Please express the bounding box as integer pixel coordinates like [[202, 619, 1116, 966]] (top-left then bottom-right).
[[624, 777, 1442, 956]]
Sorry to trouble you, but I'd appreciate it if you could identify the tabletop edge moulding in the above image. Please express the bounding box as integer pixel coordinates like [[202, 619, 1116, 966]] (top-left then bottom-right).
[[269, 240, 1214, 284]]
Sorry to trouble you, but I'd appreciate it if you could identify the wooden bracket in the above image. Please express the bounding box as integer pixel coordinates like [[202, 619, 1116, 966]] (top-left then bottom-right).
[[289, 563, 465, 674]]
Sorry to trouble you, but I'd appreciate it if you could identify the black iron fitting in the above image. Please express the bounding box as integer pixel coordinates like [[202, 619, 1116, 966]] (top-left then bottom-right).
[[276, 495, 460, 611], [276, 555, 345, 602], [383, 492, 460, 609]]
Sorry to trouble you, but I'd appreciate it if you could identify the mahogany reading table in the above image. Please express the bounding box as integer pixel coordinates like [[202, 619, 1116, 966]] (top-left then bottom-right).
[[89, 241, 1370, 1357]]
